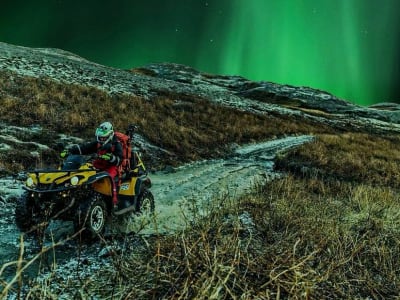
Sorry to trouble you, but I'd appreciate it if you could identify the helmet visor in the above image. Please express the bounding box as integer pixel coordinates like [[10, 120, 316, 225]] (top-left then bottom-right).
[[96, 126, 113, 144], [98, 136, 109, 143]]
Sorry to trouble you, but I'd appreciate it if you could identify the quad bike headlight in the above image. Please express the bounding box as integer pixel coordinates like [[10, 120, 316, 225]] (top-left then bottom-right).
[[26, 177, 34, 187], [70, 176, 79, 186]]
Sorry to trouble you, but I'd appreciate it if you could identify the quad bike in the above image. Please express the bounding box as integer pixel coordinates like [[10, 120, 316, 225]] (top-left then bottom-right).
[[15, 151, 154, 240]]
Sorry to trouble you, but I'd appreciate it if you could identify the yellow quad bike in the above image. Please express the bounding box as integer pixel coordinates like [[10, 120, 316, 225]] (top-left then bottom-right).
[[15, 153, 154, 240]]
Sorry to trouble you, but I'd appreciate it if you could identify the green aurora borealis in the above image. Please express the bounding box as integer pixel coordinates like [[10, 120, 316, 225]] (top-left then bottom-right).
[[1, 0, 399, 105]]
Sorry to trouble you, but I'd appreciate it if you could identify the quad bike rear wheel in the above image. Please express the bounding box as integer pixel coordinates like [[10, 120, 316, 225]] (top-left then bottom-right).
[[74, 195, 106, 240], [136, 190, 155, 215]]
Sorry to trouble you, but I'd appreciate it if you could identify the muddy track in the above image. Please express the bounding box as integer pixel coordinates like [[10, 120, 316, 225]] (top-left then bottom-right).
[[0, 135, 314, 293], [145, 135, 314, 233]]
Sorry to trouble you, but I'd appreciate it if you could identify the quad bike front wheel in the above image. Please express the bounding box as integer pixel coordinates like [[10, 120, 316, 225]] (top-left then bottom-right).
[[15, 192, 46, 233], [74, 195, 106, 240], [15, 192, 35, 232]]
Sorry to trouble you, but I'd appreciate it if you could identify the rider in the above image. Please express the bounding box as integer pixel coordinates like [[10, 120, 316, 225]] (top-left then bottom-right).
[[60, 121, 123, 208]]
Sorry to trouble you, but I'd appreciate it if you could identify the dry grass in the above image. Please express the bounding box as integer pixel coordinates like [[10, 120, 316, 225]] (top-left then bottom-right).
[[240, 177, 400, 298], [13, 175, 400, 299], [92, 175, 399, 299], [81, 132, 400, 298], [0, 71, 334, 169], [2, 71, 400, 298], [0, 232, 80, 299], [275, 133, 400, 189]]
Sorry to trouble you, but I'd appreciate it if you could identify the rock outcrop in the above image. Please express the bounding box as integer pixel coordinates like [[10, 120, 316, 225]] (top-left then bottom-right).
[[1, 41, 399, 125]]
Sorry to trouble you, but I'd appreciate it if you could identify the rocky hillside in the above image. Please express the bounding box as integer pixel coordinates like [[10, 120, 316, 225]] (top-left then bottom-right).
[[1, 42, 400, 299], [1, 41, 400, 172], [1, 42, 400, 124]]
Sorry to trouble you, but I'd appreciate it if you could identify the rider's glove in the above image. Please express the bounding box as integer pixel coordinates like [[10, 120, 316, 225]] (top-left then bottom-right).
[[100, 153, 114, 161], [60, 149, 69, 158]]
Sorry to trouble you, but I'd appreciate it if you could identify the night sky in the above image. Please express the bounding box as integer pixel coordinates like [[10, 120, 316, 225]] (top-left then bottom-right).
[[1, 0, 399, 106]]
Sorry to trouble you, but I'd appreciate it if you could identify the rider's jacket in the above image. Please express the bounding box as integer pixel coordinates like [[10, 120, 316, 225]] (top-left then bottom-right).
[[69, 135, 123, 170]]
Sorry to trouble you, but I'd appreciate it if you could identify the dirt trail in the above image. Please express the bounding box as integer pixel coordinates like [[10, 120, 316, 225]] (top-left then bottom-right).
[[0, 135, 314, 288], [128, 135, 314, 233]]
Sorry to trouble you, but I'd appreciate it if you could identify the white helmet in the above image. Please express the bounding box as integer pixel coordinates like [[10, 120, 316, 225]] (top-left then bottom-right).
[[95, 121, 114, 144]]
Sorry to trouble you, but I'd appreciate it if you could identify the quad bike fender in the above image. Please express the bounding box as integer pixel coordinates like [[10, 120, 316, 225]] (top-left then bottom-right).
[[119, 177, 138, 196], [86, 171, 112, 184], [89, 172, 114, 196], [119, 175, 151, 196]]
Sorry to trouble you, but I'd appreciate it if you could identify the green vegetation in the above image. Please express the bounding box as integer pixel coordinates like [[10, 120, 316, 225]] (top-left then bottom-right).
[[1, 71, 400, 298]]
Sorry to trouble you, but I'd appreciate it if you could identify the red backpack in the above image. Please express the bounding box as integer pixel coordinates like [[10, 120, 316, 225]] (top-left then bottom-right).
[[114, 131, 131, 175]]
